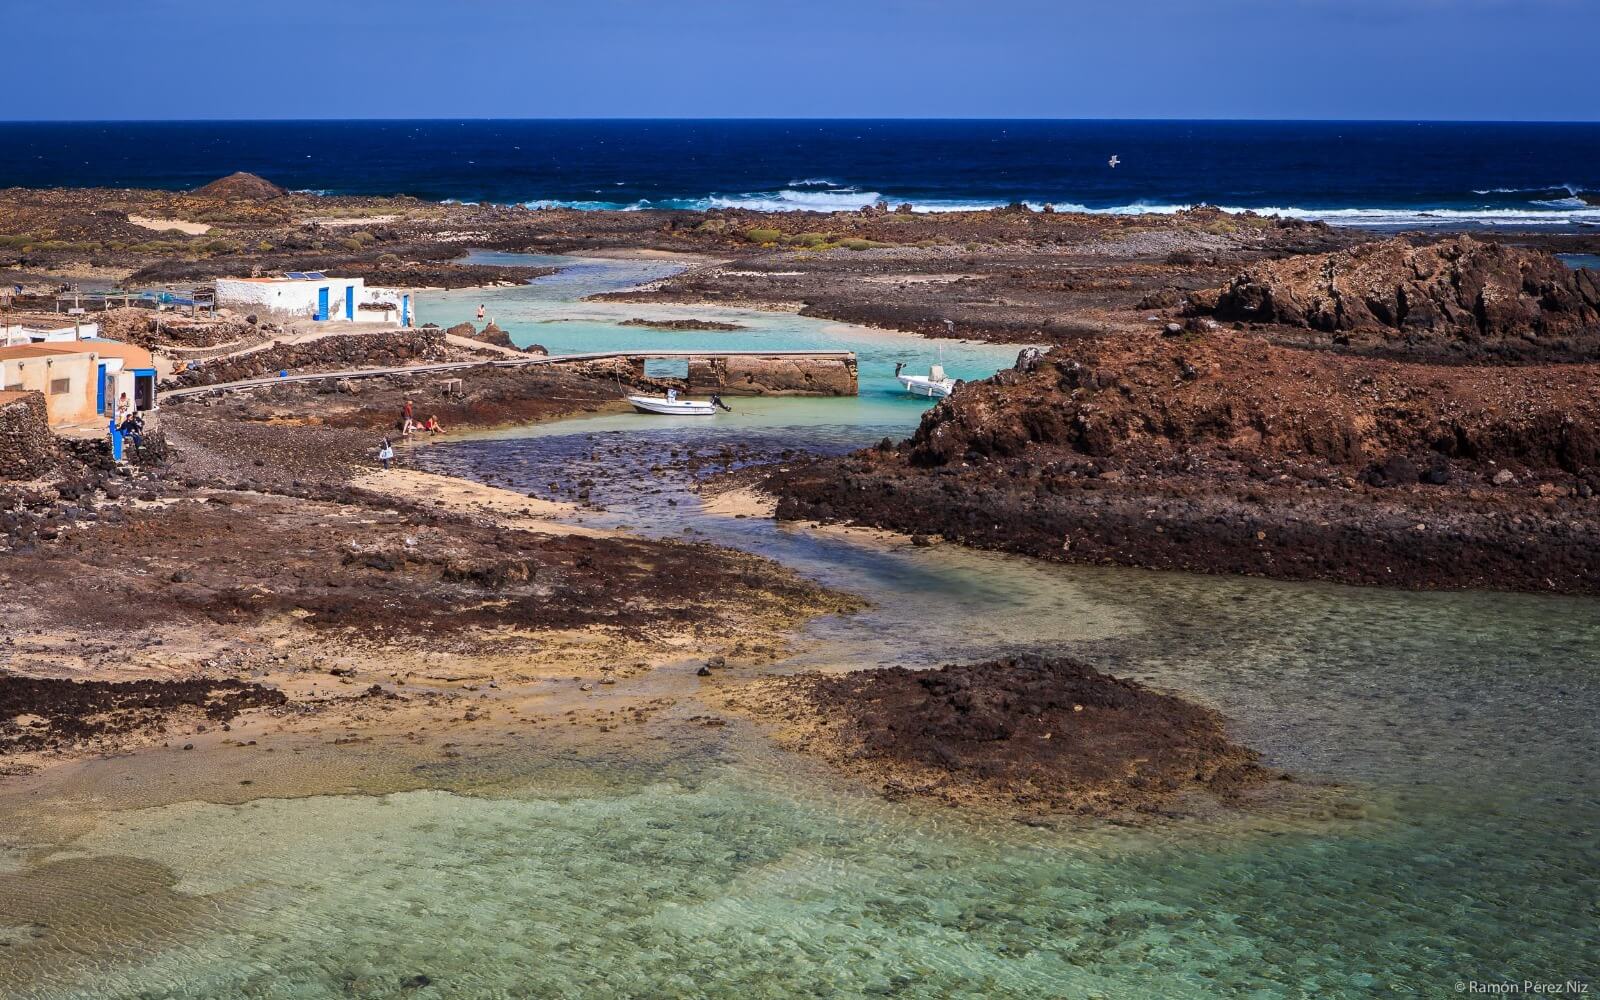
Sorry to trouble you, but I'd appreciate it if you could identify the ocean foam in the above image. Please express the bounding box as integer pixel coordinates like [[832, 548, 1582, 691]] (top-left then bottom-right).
[[707, 188, 885, 212], [510, 191, 1600, 227]]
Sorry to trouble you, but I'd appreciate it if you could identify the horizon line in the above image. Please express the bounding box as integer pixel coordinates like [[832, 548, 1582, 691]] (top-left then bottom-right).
[[4, 116, 1600, 126]]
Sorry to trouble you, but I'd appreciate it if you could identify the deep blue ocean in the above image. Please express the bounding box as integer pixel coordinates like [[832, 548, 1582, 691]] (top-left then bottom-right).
[[4, 119, 1600, 226]]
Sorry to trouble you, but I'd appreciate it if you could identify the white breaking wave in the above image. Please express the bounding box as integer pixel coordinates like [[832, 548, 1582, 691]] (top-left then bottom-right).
[[1531, 197, 1592, 209], [1471, 183, 1589, 196], [1212, 204, 1600, 226], [511, 191, 1600, 226], [706, 188, 884, 212]]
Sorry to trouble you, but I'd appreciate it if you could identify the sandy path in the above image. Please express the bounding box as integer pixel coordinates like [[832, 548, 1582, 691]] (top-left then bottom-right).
[[127, 216, 212, 235], [350, 467, 609, 536], [698, 485, 777, 518]]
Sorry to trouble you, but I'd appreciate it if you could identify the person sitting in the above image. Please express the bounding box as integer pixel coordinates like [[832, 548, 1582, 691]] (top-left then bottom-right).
[[119, 412, 145, 449], [423, 414, 445, 435]]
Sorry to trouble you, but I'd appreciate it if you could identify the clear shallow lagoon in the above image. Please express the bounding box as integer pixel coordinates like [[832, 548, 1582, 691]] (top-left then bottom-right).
[[418, 250, 1025, 428], [3, 257, 1596, 999]]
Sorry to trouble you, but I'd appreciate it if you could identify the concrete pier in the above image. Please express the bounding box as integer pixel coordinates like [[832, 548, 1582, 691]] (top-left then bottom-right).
[[644, 352, 857, 396]]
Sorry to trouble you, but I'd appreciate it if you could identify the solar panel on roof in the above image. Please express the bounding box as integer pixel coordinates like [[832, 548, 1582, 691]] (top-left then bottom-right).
[[286, 271, 309, 280], [305, 272, 326, 280]]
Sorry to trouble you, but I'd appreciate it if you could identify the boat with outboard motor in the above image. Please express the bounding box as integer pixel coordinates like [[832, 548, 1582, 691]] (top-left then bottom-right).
[[625, 389, 730, 415], [895, 361, 958, 399], [627, 394, 715, 415]]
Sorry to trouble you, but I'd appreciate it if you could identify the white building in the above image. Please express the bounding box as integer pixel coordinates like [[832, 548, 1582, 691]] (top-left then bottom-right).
[[214, 272, 412, 325], [3, 320, 101, 346]]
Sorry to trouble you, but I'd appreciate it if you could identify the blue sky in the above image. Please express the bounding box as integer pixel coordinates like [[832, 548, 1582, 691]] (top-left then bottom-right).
[[12, 0, 1597, 120]]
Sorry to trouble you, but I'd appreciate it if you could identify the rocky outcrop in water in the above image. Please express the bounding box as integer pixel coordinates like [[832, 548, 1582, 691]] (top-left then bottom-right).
[[772, 330, 1600, 594], [619, 318, 746, 331], [906, 330, 1600, 471], [1192, 236, 1600, 360], [446, 321, 526, 351], [722, 654, 1273, 817]]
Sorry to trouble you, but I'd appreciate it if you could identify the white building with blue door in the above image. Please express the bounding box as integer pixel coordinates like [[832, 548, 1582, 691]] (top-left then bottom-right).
[[0, 339, 156, 428], [214, 273, 412, 326]]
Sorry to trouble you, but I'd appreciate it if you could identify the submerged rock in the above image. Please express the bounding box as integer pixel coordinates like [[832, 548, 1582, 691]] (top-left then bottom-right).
[[725, 654, 1274, 817]]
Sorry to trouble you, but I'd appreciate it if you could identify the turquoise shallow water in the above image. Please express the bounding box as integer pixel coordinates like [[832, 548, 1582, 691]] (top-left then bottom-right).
[[417, 250, 1027, 431], [2, 256, 1596, 999]]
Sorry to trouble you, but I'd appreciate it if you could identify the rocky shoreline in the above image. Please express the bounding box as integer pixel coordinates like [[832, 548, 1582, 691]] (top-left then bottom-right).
[[771, 237, 1600, 595], [5, 173, 1600, 812], [1, 300, 848, 776]]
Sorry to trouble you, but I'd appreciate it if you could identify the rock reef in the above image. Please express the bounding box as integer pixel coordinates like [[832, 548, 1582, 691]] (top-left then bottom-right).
[[0, 676, 286, 755], [723, 654, 1272, 818], [619, 318, 747, 331]]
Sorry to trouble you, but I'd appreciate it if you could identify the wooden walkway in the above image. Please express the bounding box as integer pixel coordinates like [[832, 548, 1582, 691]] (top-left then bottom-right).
[[160, 349, 858, 400]]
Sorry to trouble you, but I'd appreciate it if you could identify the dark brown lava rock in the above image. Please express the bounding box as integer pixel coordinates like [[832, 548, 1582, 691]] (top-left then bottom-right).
[[726, 654, 1272, 816]]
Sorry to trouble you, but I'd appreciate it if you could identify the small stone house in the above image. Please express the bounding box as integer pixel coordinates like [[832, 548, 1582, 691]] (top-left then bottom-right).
[[0, 340, 157, 427]]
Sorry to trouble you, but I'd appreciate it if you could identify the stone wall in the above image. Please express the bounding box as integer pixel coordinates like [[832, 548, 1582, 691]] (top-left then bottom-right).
[[0, 391, 55, 479], [170, 330, 474, 388]]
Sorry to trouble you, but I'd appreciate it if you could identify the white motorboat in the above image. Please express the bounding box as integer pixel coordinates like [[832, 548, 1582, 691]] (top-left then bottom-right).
[[626, 393, 718, 416], [895, 362, 958, 399]]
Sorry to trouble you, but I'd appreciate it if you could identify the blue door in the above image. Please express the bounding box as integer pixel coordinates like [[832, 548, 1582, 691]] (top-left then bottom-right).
[[402, 294, 410, 327], [316, 286, 330, 321], [96, 363, 107, 413], [131, 369, 157, 411], [345, 285, 355, 320]]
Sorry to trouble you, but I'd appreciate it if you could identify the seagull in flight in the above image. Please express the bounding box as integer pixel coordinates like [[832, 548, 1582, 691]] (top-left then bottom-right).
[[1108, 155, 1120, 168]]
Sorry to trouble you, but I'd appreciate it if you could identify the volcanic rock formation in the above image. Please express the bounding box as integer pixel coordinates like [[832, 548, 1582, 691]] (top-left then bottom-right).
[[724, 654, 1272, 816], [1192, 236, 1600, 360], [191, 171, 287, 201]]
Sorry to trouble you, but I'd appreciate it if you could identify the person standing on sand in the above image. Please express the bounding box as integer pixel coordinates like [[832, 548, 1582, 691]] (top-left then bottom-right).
[[378, 438, 394, 470]]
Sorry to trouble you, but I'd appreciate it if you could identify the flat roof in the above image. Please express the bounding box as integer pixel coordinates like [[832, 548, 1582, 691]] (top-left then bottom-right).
[[80, 338, 155, 367], [224, 273, 343, 283], [0, 343, 96, 361]]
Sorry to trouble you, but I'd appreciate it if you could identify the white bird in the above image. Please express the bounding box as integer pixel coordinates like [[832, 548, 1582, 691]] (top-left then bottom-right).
[[1108, 155, 1121, 168]]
